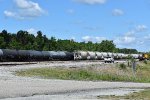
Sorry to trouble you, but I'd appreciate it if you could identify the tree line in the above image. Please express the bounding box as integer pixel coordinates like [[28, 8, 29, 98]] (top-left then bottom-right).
[[0, 30, 138, 54]]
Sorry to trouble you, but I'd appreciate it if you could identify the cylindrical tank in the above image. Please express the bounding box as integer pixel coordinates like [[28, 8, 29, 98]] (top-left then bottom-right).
[[18, 50, 30, 61], [113, 53, 118, 59], [0, 49, 3, 56], [74, 51, 88, 60], [42, 51, 51, 60], [28, 50, 43, 61], [65, 52, 74, 60], [57, 51, 67, 60], [118, 53, 123, 59], [101, 52, 108, 58], [48, 51, 59, 60], [2, 49, 18, 61], [0, 49, 3, 61], [122, 54, 128, 58], [138, 54, 143, 59], [87, 51, 96, 60], [95, 52, 103, 60], [107, 52, 113, 57], [131, 54, 139, 59]]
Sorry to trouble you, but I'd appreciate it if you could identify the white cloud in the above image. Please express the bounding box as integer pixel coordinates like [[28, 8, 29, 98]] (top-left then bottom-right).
[[114, 35, 136, 45], [144, 34, 150, 40], [82, 36, 106, 42], [112, 9, 124, 16], [114, 24, 148, 47], [4, 10, 16, 17], [71, 37, 76, 41], [4, 0, 45, 19], [75, 0, 106, 5], [27, 28, 37, 36], [95, 36, 106, 42], [135, 25, 147, 32], [4, 10, 24, 19], [82, 36, 92, 42]]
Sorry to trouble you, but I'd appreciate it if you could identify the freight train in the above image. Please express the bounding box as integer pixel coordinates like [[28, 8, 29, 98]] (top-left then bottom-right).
[[0, 49, 145, 62]]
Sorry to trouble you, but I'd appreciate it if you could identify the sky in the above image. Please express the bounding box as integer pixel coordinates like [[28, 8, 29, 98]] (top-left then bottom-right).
[[0, 0, 150, 52]]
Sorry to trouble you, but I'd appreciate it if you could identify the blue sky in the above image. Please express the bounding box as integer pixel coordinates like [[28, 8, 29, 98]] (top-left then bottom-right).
[[0, 0, 150, 52]]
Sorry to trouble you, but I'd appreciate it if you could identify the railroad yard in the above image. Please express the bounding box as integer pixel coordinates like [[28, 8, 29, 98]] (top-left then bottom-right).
[[0, 60, 150, 100]]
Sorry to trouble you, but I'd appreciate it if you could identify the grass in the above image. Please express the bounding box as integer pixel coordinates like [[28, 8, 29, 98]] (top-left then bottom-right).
[[97, 89, 150, 100], [16, 61, 150, 82]]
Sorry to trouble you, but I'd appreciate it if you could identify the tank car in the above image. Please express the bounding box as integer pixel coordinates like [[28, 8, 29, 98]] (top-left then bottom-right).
[[48, 51, 60, 60], [0, 49, 3, 61], [95, 52, 103, 60], [57, 51, 67, 60], [87, 51, 96, 60], [18, 50, 30, 61], [64, 52, 74, 60], [74, 51, 88, 60], [1, 49, 18, 61], [131, 54, 139, 59], [107, 52, 113, 57], [101, 52, 108, 59], [28, 50, 43, 61], [117, 53, 123, 59]]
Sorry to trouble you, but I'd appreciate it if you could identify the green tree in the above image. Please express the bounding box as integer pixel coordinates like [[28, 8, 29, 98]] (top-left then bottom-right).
[[99, 40, 116, 52], [0, 36, 6, 48]]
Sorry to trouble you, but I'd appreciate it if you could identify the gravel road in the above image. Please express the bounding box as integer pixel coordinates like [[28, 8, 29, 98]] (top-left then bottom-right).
[[0, 61, 150, 100]]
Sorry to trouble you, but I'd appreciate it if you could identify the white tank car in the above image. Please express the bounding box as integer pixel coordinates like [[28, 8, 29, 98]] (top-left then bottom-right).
[[113, 53, 118, 59], [107, 52, 113, 57], [87, 51, 96, 60], [95, 52, 103, 60], [138, 54, 142, 58], [74, 51, 88, 60], [117, 53, 123, 59], [122, 54, 128, 58], [101, 52, 108, 58], [131, 54, 139, 59]]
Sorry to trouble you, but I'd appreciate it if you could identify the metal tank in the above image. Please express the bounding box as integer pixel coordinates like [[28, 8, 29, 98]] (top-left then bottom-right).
[[95, 52, 103, 60], [113, 53, 118, 59], [42, 51, 51, 60], [138, 54, 143, 59], [0, 49, 3, 61], [57, 51, 67, 60], [2, 49, 18, 61], [65, 52, 74, 60], [87, 51, 96, 60], [131, 54, 139, 59], [18, 50, 30, 61], [107, 52, 113, 57], [28, 50, 43, 61], [48, 51, 60, 60], [74, 51, 88, 60], [101, 52, 108, 58], [122, 54, 128, 59], [117, 53, 123, 59], [0, 49, 3, 56]]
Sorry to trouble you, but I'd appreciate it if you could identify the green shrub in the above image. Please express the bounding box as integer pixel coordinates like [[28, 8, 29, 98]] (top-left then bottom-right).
[[144, 60, 147, 64], [119, 63, 127, 70]]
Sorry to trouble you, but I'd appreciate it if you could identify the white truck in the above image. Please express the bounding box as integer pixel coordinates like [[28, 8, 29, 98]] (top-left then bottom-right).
[[104, 57, 114, 63]]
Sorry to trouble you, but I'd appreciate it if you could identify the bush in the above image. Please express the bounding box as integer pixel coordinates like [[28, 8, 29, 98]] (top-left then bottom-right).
[[119, 63, 127, 70], [144, 60, 147, 64]]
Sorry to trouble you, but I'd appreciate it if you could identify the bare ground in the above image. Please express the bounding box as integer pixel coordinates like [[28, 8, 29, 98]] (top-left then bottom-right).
[[0, 61, 150, 100]]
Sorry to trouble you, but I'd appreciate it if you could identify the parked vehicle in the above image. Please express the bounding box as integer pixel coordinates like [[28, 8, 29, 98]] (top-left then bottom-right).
[[104, 57, 114, 63]]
